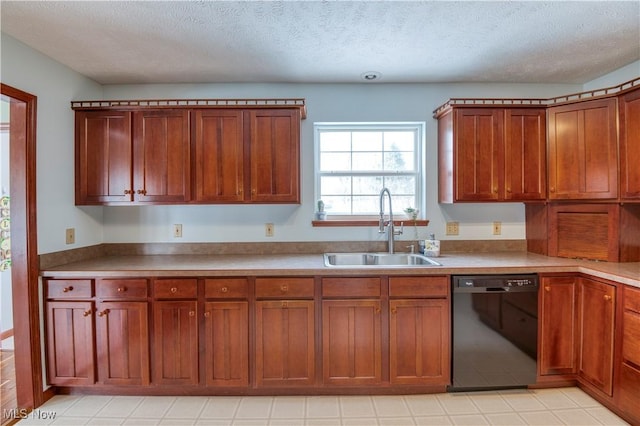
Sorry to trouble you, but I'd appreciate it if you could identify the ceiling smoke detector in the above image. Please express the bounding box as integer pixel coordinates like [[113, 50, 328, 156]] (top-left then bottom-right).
[[361, 71, 382, 81]]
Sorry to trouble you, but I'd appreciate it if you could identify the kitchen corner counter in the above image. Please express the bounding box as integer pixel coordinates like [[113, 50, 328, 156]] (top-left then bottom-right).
[[40, 252, 640, 288]]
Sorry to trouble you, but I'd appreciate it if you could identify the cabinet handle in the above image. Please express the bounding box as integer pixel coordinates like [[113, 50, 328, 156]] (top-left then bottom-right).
[[493, 187, 498, 193], [220, 286, 228, 293], [83, 309, 92, 317], [204, 312, 211, 318], [375, 307, 381, 314], [550, 187, 555, 193], [390, 308, 397, 314], [280, 285, 288, 292], [170, 287, 178, 293], [251, 189, 256, 195], [124, 189, 133, 195], [604, 294, 612, 302], [189, 311, 195, 317], [544, 286, 551, 292], [63, 286, 74, 293], [136, 189, 147, 195], [281, 301, 288, 308], [506, 188, 512, 193], [97, 309, 109, 317], [117, 287, 127, 292]]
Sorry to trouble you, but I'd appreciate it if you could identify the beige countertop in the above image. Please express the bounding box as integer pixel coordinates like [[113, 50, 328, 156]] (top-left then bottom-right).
[[40, 252, 640, 288]]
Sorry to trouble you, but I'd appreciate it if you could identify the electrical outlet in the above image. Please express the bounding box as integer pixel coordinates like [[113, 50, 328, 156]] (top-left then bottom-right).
[[265, 223, 274, 237], [173, 224, 183, 238], [493, 221, 502, 235], [446, 222, 459, 236], [65, 228, 75, 244]]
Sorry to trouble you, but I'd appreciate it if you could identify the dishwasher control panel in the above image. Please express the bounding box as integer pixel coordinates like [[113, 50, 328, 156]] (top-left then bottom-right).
[[452, 274, 538, 292]]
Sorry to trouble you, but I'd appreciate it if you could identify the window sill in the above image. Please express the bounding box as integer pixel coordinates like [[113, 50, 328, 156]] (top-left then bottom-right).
[[312, 218, 430, 228]]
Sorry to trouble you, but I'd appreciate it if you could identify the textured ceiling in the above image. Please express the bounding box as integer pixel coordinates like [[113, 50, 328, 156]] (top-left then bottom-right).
[[1, 1, 639, 84]]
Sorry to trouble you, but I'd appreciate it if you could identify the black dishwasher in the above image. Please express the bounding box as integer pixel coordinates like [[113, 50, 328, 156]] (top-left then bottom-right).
[[449, 274, 539, 392]]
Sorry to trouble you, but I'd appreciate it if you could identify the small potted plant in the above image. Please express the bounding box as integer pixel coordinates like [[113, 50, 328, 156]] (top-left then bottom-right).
[[404, 207, 420, 239], [316, 199, 327, 220]]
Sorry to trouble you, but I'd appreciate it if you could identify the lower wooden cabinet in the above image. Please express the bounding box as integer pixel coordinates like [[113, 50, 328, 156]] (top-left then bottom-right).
[[617, 286, 640, 423], [577, 277, 616, 396], [539, 276, 579, 376]]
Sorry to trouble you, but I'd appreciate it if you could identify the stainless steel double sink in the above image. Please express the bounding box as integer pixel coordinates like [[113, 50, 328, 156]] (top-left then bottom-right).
[[324, 252, 441, 267]]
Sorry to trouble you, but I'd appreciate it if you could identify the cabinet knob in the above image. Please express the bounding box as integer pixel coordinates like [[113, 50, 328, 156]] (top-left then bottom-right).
[[189, 311, 196, 317], [493, 187, 498, 193], [506, 188, 512, 193], [97, 309, 109, 317], [251, 189, 256, 195], [550, 187, 556, 193], [204, 312, 211, 318], [220, 286, 228, 293], [63, 286, 74, 293], [281, 301, 288, 308], [170, 287, 178, 293], [281, 285, 288, 292], [390, 308, 397, 314], [117, 287, 127, 292], [544, 286, 551, 292], [124, 189, 133, 195], [83, 309, 92, 317], [375, 307, 381, 314], [136, 189, 147, 195], [604, 294, 612, 302]]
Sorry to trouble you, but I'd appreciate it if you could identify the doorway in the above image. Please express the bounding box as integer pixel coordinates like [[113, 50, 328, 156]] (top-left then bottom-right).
[[0, 84, 43, 422]]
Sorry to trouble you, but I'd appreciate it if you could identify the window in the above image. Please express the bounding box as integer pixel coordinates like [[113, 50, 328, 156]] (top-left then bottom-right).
[[314, 122, 424, 218]]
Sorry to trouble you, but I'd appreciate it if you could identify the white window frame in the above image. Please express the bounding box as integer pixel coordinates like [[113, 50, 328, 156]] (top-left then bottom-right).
[[314, 122, 425, 218]]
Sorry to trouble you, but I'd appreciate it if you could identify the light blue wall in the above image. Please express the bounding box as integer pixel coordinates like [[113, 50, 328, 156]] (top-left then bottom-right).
[[1, 32, 636, 253]]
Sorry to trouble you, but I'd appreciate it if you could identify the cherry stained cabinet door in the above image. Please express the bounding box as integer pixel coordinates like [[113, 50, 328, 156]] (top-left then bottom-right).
[[255, 300, 315, 387], [203, 301, 249, 387], [46, 301, 96, 386], [454, 108, 504, 201], [578, 277, 616, 396], [193, 110, 245, 202], [547, 98, 618, 200], [75, 110, 132, 204], [247, 109, 300, 203], [539, 276, 579, 377], [322, 300, 382, 386], [95, 301, 150, 386], [504, 109, 546, 201], [152, 300, 199, 385], [132, 109, 191, 203], [619, 88, 640, 200]]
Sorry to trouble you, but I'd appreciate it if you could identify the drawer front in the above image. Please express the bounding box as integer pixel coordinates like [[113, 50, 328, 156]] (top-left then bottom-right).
[[322, 277, 381, 298], [153, 279, 198, 299], [46, 279, 93, 299], [625, 286, 640, 313], [618, 363, 640, 423], [97, 279, 148, 299], [204, 278, 249, 299], [623, 310, 640, 366], [255, 277, 314, 299], [389, 276, 449, 298]]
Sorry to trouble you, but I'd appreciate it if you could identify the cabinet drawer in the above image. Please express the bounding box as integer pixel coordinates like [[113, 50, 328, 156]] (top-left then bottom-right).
[[625, 286, 640, 313], [46, 279, 93, 299], [97, 279, 148, 299], [389, 276, 448, 298], [153, 279, 198, 299], [623, 310, 640, 366], [619, 363, 640, 423], [255, 278, 314, 299], [322, 277, 381, 298], [204, 278, 249, 299]]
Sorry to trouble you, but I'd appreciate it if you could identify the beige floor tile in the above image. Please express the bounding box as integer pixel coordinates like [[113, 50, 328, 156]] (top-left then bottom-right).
[[129, 397, 176, 419], [306, 396, 340, 418], [517, 410, 564, 425], [50, 416, 92, 425], [559, 387, 601, 407], [414, 415, 452, 425], [194, 420, 232, 426], [165, 396, 208, 419], [552, 408, 604, 425], [498, 390, 546, 412], [266, 419, 306, 426], [465, 391, 513, 414], [199, 397, 241, 419], [404, 395, 446, 417], [531, 389, 579, 410], [448, 414, 489, 425], [483, 412, 526, 425], [234, 396, 274, 419], [95, 396, 144, 418], [371, 395, 412, 417], [435, 394, 479, 415], [123, 419, 160, 426], [158, 419, 196, 426], [305, 419, 342, 426], [339, 396, 376, 418], [341, 418, 379, 426], [585, 407, 630, 425], [62, 396, 113, 418], [86, 418, 125, 425], [269, 396, 306, 419], [377, 417, 416, 425]]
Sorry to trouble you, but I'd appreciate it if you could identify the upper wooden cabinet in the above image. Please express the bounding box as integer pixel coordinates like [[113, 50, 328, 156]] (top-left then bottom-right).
[[619, 88, 640, 200], [437, 107, 546, 203], [547, 98, 618, 200], [76, 109, 191, 204], [73, 100, 304, 205]]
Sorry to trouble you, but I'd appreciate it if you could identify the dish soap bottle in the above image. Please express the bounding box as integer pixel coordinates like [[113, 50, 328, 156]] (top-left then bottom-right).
[[424, 233, 440, 257]]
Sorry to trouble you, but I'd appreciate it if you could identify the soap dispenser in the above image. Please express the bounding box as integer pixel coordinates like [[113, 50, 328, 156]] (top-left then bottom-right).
[[424, 233, 440, 257]]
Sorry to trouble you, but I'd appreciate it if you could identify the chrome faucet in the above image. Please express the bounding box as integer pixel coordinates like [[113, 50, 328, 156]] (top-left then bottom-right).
[[378, 187, 403, 253]]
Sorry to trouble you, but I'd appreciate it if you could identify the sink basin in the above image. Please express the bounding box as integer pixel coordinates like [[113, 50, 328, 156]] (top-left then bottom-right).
[[324, 252, 441, 267]]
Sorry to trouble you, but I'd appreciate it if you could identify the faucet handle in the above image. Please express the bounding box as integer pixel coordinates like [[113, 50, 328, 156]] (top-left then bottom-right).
[[394, 222, 404, 235]]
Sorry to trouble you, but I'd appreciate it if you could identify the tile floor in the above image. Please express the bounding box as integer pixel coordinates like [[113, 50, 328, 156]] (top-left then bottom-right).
[[13, 387, 629, 425]]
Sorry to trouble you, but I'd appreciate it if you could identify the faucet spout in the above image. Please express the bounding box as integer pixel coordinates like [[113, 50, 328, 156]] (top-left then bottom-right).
[[378, 187, 402, 253]]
